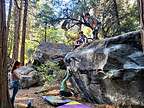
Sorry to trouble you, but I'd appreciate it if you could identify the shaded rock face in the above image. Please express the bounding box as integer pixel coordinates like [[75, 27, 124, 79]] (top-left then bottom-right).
[[65, 31, 144, 105], [33, 42, 72, 66]]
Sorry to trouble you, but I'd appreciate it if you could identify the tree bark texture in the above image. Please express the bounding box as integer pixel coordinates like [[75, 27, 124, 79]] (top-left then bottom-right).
[[6, 0, 13, 37], [112, 0, 121, 35], [0, 0, 13, 107], [138, 0, 144, 52], [7, 0, 13, 56], [12, 0, 22, 60], [20, 0, 28, 65]]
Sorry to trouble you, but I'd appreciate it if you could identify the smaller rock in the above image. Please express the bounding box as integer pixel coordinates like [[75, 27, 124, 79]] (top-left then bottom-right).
[[9, 66, 40, 89], [20, 70, 40, 89], [15, 66, 34, 75]]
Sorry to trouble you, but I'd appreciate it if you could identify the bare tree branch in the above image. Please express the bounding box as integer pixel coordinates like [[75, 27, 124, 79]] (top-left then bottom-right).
[[56, 17, 93, 30], [14, 0, 22, 10], [31, 40, 40, 44]]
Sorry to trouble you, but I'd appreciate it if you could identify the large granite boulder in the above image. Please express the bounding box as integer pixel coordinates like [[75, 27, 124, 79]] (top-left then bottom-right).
[[33, 42, 72, 65], [64, 31, 144, 106]]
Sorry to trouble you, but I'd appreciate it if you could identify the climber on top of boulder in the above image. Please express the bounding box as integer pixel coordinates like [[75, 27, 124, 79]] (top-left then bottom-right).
[[82, 13, 101, 40], [74, 31, 87, 49]]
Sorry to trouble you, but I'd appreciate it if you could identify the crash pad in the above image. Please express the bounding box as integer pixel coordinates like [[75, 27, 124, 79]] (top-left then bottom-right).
[[14, 103, 28, 108], [42, 96, 72, 106], [57, 101, 91, 108]]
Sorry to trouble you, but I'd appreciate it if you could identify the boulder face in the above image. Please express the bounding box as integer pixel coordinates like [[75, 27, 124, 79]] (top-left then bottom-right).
[[9, 66, 40, 89], [64, 31, 144, 105], [33, 42, 72, 65]]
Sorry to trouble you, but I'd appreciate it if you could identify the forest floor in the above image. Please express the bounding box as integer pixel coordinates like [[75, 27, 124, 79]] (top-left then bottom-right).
[[10, 86, 96, 108], [10, 86, 118, 108], [10, 87, 54, 108]]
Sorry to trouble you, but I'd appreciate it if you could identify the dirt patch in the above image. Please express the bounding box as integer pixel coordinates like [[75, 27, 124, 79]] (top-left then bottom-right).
[[10, 86, 127, 108], [10, 87, 55, 108]]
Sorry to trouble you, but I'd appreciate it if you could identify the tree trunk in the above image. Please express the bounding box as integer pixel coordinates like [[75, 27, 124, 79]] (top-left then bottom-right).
[[0, 0, 13, 107], [6, 0, 13, 36], [44, 26, 47, 42], [64, 29, 68, 39], [78, 15, 82, 32], [44, 24, 47, 42], [7, 0, 13, 57], [20, 0, 28, 65], [6, 0, 13, 38], [12, 0, 22, 60], [112, 0, 121, 35], [138, 0, 144, 52], [8, 36, 13, 57]]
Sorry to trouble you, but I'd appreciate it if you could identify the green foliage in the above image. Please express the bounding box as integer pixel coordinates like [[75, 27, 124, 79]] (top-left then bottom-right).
[[7, 0, 140, 63], [46, 28, 66, 43], [99, 0, 139, 38], [36, 60, 65, 85], [36, 2, 57, 26], [120, 2, 139, 33], [25, 39, 39, 62]]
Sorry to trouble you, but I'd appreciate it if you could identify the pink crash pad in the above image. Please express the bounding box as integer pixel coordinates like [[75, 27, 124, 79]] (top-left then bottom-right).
[[57, 101, 91, 108]]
